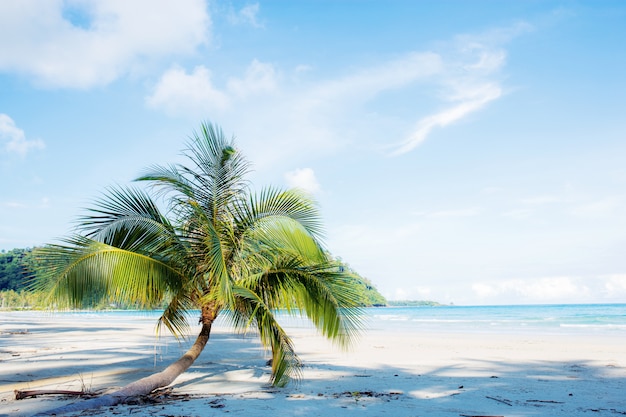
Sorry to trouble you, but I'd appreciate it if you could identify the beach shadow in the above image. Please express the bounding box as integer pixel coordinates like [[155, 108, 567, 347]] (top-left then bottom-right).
[[44, 357, 622, 417], [1, 331, 265, 385], [260, 357, 626, 417], [3, 319, 625, 417], [0, 329, 270, 417]]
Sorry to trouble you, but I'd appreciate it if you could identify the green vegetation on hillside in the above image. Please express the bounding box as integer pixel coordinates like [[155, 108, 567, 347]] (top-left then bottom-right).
[[335, 259, 386, 307], [0, 248, 35, 291]]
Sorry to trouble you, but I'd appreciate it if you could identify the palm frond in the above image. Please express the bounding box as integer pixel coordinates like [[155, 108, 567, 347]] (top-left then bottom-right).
[[78, 186, 170, 237], [235, 187, 324, 242], [180, 200, 234, 303], [287, 267, 363, 348], [228, 286, 301, 386], [236, 222, 363, 349], [136, 163, 196, 201], [184, 123, 250, 217], [157, 286, 197, 338], [33, 237, 184, 309], [241, 260, 363, 349], [76, 187, 182, 260]]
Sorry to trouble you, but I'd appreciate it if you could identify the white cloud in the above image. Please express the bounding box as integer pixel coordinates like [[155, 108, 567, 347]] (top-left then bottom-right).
[[227, 60, 277, 98], [471, 274, 626, 304], [146, 65, 231, 116], [472, 282, 499, 298], [472, 276, 590, 302], [0, 0, 210, 88], [146, 60, 278, 118], [147, 51, 440, 122], [519, 277, 588, 300], [0, 114, 45, 156], [604, 275, 626, 297], [284, 168, 321, 195], [227, 3, 263, 28]]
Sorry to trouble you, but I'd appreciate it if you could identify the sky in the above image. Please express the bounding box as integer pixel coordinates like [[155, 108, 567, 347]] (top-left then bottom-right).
[[1, 1, 625, 305]]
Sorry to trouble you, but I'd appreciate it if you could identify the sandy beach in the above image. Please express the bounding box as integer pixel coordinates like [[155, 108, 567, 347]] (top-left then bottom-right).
[[1, 310, 625, 417]]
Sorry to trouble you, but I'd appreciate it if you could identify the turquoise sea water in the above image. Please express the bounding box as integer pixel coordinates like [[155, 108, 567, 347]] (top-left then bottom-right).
[[21, 303, 624, 337], [367, 304, 626, 336]]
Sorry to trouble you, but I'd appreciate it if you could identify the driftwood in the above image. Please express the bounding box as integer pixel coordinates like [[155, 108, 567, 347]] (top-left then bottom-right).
[[527, 399, 564, 404], [15, 389, 94, 400], [460, 415, 505, 417], [485, 395, 513, 406]]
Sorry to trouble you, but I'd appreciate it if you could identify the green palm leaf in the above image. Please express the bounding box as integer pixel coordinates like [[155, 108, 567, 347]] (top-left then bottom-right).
[[228, 285, 301, 386], [33, 238, 183, 309]]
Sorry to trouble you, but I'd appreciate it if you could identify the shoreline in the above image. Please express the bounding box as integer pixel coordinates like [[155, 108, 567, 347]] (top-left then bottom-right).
[[1, 311, 625, 416]]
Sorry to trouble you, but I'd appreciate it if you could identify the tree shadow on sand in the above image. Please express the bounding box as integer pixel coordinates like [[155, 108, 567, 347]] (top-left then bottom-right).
[[6, 330, 625, 417]]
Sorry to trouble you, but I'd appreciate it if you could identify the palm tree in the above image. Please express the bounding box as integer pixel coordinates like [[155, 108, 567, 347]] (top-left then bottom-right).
[[32, 122, 362, 415]]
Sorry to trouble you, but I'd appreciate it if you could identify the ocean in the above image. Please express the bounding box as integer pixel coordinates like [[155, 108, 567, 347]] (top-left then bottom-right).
[[3, 304, 625, 338], [366, 303, 626, 336]]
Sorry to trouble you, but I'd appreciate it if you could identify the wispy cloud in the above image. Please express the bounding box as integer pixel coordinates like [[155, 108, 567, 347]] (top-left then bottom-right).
[[304, 52, 443, 105], [390, 22, 533, 155], [0, 114, 44, 156], [391, 83, 502, 155], [227, 3, 263, 28], [0, 0, 210, 88]]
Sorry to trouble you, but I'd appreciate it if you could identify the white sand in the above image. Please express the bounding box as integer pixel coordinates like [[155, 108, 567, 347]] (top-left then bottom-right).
[[1, 311, 625, 416]]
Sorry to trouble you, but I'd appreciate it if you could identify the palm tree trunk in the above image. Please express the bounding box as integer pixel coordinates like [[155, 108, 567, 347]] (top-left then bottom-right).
[[33, 317, 215, 416]]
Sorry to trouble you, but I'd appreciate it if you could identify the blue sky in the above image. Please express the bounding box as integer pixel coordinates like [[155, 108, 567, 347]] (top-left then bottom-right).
[[1, 1, 625, 305]]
